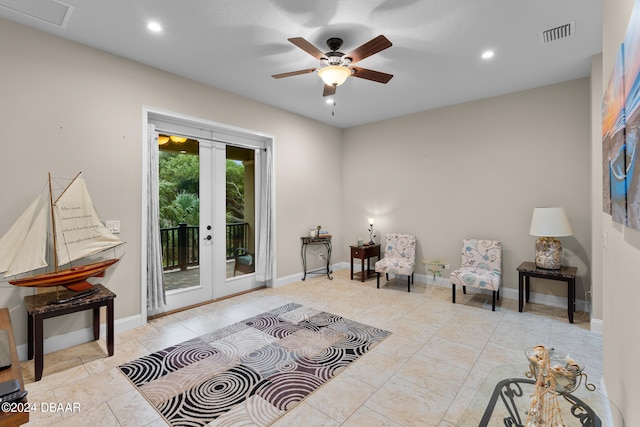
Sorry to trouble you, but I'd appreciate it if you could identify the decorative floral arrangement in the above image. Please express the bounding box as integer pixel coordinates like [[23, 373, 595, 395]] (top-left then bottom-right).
[[524, 345, 595, 427]]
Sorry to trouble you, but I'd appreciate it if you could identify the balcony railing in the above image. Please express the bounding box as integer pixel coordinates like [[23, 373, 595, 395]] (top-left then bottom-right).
[[161, 222, 249, 271]]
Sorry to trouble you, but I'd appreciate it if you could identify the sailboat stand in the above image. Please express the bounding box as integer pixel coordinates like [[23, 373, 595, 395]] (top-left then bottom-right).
[[47, 286, 100, 305]]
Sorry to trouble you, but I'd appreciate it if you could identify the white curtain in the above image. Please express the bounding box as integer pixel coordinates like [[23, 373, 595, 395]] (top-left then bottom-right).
[[147, 125, 166, 312], [256, 146, 274, 286]]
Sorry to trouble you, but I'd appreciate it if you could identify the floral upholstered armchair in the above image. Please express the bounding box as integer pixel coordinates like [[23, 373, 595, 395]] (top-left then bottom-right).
[[375, 234, 416, 292], [450, 239, 502, 311]]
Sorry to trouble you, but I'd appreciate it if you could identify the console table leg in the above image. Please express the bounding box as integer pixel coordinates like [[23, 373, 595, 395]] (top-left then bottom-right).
[[34, 316, 43, 381], [518, 273, 524, 313], [568, 278, 575, 324], [27, 314, 33, 360], [92, 307, 100, 340], [301, 244, 307, 281], [107, 300, 114, 356], [326, 242, 333, 280]]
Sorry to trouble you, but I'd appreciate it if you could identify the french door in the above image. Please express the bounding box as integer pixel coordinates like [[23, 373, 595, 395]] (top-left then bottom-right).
[[157, 137, 259, 313]]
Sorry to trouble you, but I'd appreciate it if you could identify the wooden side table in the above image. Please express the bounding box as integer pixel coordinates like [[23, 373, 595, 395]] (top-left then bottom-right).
[[516, 261, 577, 323], [0, 308, 29, 426], [350, 244, 380, 282], [23, 284, 116, 381]]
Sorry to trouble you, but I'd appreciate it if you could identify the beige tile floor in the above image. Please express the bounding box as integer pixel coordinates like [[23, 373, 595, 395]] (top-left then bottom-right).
[[20, 269, 601, 426]]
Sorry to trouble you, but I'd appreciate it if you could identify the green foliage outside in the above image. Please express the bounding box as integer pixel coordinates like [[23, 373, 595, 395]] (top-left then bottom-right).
[[159, 151, 245, 227]]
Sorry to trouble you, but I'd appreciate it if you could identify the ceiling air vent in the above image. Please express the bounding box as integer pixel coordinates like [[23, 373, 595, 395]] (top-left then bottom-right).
[[540, 21, 575, 44], [0, 0, 72, 28]]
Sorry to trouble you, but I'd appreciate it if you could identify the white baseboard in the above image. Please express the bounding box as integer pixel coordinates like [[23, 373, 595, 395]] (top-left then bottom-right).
[[412, 274, 590, 312], [16, 313, 145, 362], [281, 266, 588, 313], [590, 317, 603, 334], [273, 262, 351, 287]]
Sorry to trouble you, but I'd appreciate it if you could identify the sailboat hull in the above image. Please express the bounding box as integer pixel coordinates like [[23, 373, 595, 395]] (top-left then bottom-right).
[[8, 259, 119, 291]]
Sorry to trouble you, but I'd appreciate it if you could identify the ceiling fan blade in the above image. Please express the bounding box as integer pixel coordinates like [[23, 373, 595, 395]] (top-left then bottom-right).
[[350, 66, 393, 83], [271, 68, 317, 79], [323, 84, 337, 97], [344, 35, 392, 64], [288, 37, 326, 60]]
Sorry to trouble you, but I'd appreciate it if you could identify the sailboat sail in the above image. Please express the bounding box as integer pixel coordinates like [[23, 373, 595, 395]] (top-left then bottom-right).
[[0, 197, 48, 275], [0, 173, 122, 289], [53, 176, 121, 267], [4, 206, 48, 277]]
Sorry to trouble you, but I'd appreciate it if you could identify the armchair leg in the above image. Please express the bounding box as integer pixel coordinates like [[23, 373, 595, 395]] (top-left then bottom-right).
[[462, 286, 466, 295], [411, 273, 414, 284], [497, 288, 500, 300], [407, 275, 410, 292], [492, 291, 496, 311], [377, 272, 380, 288], [452, 284, 456, 304], [386, 273, 389, 281]]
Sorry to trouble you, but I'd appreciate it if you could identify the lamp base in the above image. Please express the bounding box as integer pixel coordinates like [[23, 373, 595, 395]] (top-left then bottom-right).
[[535, 237, 562, 269]]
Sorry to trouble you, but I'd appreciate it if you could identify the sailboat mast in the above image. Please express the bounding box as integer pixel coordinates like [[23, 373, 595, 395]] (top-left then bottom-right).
[[48, 172, 59, 273]]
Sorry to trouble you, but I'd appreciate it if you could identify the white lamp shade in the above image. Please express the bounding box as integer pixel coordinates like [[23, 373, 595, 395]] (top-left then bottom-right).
[[529, 207, 573, 237], [317, 66, 351, 86]]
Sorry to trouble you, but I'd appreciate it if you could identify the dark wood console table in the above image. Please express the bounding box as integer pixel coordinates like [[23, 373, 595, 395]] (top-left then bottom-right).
[[0, 308, 29, 426], [300, 236, 333, 281], [350, 244, 380, 282], [517, 261, 577, 323], [24, 284, 116, 381]]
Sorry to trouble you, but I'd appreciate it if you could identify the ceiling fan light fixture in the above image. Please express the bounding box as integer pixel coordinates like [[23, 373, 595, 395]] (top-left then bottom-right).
[[158, 135, 170, 145], [317, 65, 351, 87]]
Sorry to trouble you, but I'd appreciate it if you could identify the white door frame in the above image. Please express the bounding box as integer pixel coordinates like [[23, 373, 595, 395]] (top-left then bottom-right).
[[141, 106, 276, 322]]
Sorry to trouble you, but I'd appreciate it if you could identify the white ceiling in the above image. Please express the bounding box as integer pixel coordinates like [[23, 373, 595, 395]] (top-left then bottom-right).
[[0, 0, 602, 128]]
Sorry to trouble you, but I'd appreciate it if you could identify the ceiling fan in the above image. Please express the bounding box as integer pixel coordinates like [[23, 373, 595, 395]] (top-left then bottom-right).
[[272, 35, 393, 97]]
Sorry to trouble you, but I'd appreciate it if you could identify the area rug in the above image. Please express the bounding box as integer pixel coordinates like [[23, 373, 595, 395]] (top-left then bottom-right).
[[118, 302, 391, 426]]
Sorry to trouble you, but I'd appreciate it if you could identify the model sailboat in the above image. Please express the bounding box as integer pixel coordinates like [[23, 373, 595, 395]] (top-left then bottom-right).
[[0, 172, 122, 292]]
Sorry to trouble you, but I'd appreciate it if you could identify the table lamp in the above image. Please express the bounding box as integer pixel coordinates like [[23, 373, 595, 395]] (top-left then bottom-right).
[[367, 218, 376, 245], [529, 207, 573, 269]]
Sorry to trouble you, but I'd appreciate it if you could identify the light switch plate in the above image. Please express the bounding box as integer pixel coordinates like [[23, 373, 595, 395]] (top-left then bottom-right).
[[106, 220, 120, 234]]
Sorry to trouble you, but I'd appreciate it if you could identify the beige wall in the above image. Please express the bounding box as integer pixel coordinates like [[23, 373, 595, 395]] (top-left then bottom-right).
[[590, 54, 604, 323], [602, 0, 640, 423], [0, 18, 342, 344], [342, 79, 592, 302]]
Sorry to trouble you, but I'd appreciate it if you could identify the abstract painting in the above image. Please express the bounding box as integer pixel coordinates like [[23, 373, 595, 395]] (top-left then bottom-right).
[[625, 0, 640, 229]]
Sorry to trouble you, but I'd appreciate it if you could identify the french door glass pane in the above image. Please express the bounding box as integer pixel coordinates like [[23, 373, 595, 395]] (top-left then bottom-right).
[[226, 146, 256, 280], [158, 138, 201, 293]]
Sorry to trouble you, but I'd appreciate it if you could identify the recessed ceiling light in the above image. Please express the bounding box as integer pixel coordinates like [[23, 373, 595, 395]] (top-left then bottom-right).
[[481, 50, 495, 60], [147, 21, 162, 33]]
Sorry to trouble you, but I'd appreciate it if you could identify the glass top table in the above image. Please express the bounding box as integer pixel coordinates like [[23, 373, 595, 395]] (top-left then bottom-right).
[[458, 364, 624, 426], [422, 258, 450, 285]]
